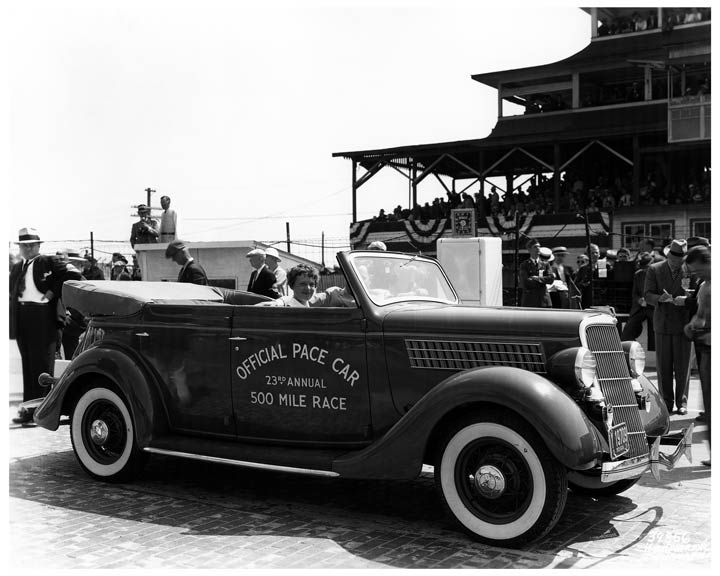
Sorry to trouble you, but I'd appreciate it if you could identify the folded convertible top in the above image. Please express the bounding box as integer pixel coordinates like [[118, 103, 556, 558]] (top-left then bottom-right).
[[62, 280, 228, 317]]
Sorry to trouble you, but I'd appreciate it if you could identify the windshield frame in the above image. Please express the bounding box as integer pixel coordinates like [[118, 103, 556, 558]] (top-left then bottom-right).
[[344, 251, 459, 307]]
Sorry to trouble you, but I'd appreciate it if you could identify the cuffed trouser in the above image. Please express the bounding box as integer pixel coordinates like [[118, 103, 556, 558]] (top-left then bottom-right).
[[620, 308, 655, 351], [655, 331, 691, 411], [696, 342, 711, 447], [15, 302, 56, 401]]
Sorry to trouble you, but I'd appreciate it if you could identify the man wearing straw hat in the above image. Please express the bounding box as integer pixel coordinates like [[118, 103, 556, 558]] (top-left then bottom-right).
[[644, 238, 692, 415], [9, 227, 83, 423]]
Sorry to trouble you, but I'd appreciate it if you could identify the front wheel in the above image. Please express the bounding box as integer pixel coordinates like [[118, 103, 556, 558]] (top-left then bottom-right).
[[435, 413, 567, 547], [70, 386, 146, 482]]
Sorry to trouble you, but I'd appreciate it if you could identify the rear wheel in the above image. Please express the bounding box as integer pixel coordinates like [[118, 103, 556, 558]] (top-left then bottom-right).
[[435, 413, 567, 547], [70, 386, 146, 482]]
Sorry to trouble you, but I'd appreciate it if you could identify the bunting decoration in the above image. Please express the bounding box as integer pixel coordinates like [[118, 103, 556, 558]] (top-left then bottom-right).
[[402, 218, 448, 245]]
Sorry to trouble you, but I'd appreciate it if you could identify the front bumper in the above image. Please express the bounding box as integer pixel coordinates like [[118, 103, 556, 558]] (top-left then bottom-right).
[[600, 424, 694, 483]]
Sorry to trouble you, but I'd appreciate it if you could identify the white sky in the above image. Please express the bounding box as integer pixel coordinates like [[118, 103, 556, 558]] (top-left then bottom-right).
[[7, 1, 592, 246]]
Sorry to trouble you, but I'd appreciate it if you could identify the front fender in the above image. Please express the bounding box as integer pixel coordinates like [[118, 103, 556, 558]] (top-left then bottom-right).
[[33, 346, 162, 446], [333, 366, 604, 479], [637, 373, 670, 437]]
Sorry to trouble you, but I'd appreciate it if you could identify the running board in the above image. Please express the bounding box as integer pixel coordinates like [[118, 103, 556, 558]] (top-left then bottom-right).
[[144, 446, 340, 477]]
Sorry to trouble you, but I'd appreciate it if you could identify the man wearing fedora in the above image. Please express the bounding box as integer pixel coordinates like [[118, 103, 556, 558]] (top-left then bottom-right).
[[110, 253, 132, 281], [246, 248, 280, 299], [644, 239, 692, 414], [264, 247, 287, 296], [518, 239, 554, 307], [9, 227, 83, 423], [81, 252, 105, 280], [165, 240, 208, 285]]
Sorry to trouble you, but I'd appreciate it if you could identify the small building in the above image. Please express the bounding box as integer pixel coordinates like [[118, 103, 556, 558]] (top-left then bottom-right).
[[134, 241, 321, 289]]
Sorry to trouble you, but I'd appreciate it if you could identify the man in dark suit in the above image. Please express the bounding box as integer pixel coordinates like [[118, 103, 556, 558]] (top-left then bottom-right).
[[518, 239, 553, 307], [165, 240, 208, 285], [644, 239, 691, 414], [573, 243, 601, 308], [246, 248, 280, 299], [620, 252, 655, 351], [9, 227, 83, 423], [129, 204, 159, 248]]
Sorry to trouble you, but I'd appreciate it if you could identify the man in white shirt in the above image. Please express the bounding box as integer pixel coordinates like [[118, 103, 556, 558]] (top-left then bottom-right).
[[159, 195, 178, 243]]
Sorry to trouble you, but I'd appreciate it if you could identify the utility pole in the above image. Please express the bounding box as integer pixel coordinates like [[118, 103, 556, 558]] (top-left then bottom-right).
[[321, 232, 325, 268], [144, 187, 156, 209], [90, 231, 95, 260], [286, 222, 291, 254]]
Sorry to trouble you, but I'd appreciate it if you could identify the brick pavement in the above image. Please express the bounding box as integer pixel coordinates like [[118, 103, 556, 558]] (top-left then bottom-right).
[[6, 340, 713, 569]]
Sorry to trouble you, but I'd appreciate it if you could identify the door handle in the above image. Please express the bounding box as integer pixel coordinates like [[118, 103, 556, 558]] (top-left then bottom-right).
[[229, 336, 247, 341], [135, 332, 149, 337]]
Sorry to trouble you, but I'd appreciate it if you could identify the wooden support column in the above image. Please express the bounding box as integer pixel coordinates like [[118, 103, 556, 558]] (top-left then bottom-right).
[[411, 160, 418, 207], [478, 151, 485, 195], [506, 173, 514, 197], [351, 160, 358, 223], [553, 143, 561, 211], [632, 136, 640, 205]]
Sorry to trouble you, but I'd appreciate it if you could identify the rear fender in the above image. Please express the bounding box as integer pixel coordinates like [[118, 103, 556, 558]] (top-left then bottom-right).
[[334, 366, 604, 478], [33, 346, 164, 445]]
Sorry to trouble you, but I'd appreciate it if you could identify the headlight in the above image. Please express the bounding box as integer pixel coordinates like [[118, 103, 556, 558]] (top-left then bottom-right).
[[622, 341, 645, 378], [574, 348, 597, 388]]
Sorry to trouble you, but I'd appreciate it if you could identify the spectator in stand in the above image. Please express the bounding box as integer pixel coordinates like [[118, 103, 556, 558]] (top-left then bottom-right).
[[81, 253, 104, 280], [393, 205, 403, 220], [621, 252, 656, 351], [644, 239, 691, 415], [165, 240, 208, 285], [461, 192, 474, 209], [246, 248, 280, 299], [684, 7, 703, 23], [618, 190, 633, 207], [159, 195, 178, 243], [265, 247, 287, 296], [376, 208, 388, 222], [110, 253, 132, 281], [130, 204, 159, 248]]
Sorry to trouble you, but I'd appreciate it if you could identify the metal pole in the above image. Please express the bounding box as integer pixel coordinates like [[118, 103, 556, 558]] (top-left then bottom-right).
[[286, 222, 291, 254], [321, 232, 325, 268], [514, 211, 520, 307], [584, 207, 593, 307], [90, 231, 94, 260]]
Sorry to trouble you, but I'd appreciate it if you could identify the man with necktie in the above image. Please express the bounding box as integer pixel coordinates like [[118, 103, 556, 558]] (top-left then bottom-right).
[[246, 248, 280, 299], [9, 227, 83, 423], [165, 240, 208, 285], [644, 238, 691, 415], [518, 239, 554, 307]]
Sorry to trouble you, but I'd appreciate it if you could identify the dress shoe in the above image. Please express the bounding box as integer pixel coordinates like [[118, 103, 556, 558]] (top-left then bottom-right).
[[677, 407, 688, 416], [701, 459, 711, 467], [696, 412, 706, 422], [11, 411, 33, 425]]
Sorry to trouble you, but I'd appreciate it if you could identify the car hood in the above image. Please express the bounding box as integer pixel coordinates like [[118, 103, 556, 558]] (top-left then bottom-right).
[[382, 304, 607, 340]]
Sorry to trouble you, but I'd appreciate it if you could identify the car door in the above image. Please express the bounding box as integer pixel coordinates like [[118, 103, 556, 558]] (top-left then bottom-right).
[[230, 305, 371, 444], [140, 303, 235, 437]]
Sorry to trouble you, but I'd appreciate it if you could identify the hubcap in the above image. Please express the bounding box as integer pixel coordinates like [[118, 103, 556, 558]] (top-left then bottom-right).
[[473, 465, 506, 499], [90, 419, 109, 445]]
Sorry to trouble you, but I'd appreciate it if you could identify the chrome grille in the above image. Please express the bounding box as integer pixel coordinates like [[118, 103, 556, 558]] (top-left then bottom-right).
[[405, 340, 545, 373], [585, 324, 648, 459]]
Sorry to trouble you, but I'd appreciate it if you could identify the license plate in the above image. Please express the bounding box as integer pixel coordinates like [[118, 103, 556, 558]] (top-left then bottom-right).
[[609, 423, 630, 459]]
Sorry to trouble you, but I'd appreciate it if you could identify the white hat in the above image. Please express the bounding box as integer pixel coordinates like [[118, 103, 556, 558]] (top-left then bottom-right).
[[246, 248, 266, 257], [539, 246, 554, 262], [16, 227, 43, 244], [265, 247, 281, 261], [368, 240, 387, 251]]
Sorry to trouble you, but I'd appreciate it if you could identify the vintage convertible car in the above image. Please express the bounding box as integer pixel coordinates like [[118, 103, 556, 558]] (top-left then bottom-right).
[[34, 250, 692, 547]]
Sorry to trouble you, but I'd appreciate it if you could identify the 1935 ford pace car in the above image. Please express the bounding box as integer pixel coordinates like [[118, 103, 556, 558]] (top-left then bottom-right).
[[34, 250, 692, 547]]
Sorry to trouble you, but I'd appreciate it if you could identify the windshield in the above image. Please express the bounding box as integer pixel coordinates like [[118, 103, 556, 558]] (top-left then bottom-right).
[[347, 253, 458, 306]]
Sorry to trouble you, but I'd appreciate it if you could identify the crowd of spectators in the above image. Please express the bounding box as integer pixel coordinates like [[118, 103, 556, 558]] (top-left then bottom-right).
[[598, 8, 708, 37], [370, 166, 710, 224]]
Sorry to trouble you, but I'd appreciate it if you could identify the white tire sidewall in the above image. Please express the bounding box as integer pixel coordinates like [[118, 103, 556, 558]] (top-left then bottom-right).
[[440, 422, 546, 541], [72, 388, 134, 477]]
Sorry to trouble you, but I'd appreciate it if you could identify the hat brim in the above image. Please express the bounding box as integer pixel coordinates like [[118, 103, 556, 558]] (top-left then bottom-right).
[[15, 239, 43, 244]]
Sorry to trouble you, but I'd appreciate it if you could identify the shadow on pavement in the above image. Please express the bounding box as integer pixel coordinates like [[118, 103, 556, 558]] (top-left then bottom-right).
[[9, 445, 696, 569]]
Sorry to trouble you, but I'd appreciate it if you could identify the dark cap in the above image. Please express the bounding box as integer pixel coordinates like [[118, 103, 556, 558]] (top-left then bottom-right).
[[113, 255, 128, 265], [165, 240, 187, 258], [525, 238, 540, 250], [138, 204, 150, 214]]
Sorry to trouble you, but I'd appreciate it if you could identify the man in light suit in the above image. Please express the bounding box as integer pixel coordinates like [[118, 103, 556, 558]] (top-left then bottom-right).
[[165, 240, 208, 285], [644, 239, 691, 414], [549, 246, 574, 309], [246, 248, 280, 299]]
